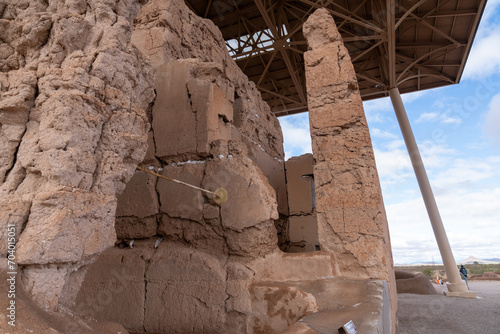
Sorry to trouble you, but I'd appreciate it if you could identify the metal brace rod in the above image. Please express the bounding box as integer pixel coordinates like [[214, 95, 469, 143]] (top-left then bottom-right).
[[136, 166, 217, 196]]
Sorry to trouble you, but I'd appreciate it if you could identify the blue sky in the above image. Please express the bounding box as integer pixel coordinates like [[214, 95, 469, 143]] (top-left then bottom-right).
[[279, 0, 500, 264]]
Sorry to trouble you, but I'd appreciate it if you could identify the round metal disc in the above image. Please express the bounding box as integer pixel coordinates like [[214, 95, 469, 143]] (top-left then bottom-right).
[[213, 188, 228, 205]]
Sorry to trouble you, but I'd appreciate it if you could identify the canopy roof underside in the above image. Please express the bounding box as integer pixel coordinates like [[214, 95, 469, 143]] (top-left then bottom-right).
[[184, 0, 487, 116]]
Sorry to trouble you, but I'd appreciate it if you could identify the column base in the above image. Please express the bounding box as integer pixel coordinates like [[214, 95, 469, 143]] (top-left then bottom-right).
[[444, 291, 477, 299], [447, 281, 468, 292], [443, 281, 476, 298]]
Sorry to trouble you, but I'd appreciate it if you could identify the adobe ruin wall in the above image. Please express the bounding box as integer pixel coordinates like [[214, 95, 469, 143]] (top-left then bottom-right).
[[0, 0, 155, 311], [303, 8, 397, 328], [75, 0, 312, 332], [0, 1, 397, 333], [285, 153, 319, 252]]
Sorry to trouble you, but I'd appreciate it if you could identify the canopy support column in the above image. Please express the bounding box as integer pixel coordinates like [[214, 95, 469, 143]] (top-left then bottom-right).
[[389, 87, 475, 298]]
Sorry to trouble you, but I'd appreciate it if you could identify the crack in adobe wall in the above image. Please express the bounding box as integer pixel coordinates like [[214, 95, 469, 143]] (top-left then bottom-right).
[[1, 125, 27, 184], [142, 249, 150, 334]]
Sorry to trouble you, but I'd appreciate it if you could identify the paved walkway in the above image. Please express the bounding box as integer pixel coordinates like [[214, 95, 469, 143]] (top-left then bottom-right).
[[397, 280, 500, 334]]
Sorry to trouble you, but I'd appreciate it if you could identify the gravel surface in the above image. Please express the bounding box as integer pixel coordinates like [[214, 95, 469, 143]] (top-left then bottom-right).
[[396, 280, 500, 334]]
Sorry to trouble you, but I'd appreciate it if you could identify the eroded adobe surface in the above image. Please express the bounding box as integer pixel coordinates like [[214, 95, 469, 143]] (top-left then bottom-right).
[[285, 153, 319, 252], [75, 0, 307, 332], [0, 1, 396, 333], [303, 8, 397, 328], [0, 0, 155, 310]]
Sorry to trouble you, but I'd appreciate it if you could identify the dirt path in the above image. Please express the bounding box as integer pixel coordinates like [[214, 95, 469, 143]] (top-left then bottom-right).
[[397, 280, 500, 334]]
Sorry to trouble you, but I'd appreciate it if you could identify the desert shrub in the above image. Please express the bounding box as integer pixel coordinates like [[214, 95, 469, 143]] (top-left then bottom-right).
[[468, 264, 500, 275], [422, 267, 433, 279]]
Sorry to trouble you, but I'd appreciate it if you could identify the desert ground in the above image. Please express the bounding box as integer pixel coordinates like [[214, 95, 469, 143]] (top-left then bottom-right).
[[397, 280, 500, 333]]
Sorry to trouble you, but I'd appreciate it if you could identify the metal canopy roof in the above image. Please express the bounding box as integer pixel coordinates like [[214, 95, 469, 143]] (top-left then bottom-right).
[[184, 0, 487, 116]]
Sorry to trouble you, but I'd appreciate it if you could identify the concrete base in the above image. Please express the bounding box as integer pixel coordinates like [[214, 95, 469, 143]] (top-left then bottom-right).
[[446, 281, 468, 292], [444, 291, 477, 299], [444, 281, 476, 298]]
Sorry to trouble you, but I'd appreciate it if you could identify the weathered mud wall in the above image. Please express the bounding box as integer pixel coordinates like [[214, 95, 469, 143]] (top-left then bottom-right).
[[285, 154, 319, 252], [0, 0, 155, 311], [303, 8, 397, 328], [0, 0, 397, 332], [75, 0, 304, 333], [131, 0, 288, 216], [112, 58, 280, 258]]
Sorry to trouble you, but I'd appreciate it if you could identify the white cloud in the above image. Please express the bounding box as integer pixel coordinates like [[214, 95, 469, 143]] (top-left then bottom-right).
[[373, 138, 456, 179], [466, 141, 487, 150], [363, 98, 392, 123], [279, 114, 312, 160], [431, 160, 499, 198], [419, 142, 456, 168], [363, 97, 392, 112], [437, 188, 500, 260], [486, 155, 500, 164], [384, 150, 500, 264], [370, 128, 398, 139], [441, 116, 462, 125], [415, 111, 463, 125], [401, 90, 428, 104], [363, 91, 428, 124], [386, 139, 405, 150], [480, 0, 500, 23], [485, 92, 500, 146], [373, 146, 413, 183], [425, 93, 475, 126], [416, 112, 439, 123], [462, 2, 500, 80], [387, 187, 500, 264]]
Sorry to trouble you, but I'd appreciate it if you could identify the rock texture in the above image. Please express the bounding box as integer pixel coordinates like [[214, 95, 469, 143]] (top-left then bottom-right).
[[303, 7, 397, 328], [0, 0, 155, 311]]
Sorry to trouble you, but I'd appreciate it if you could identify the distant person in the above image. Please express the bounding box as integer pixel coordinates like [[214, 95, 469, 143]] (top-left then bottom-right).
[[460, 265, 468, 279], [459, 265, 470, 289]]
